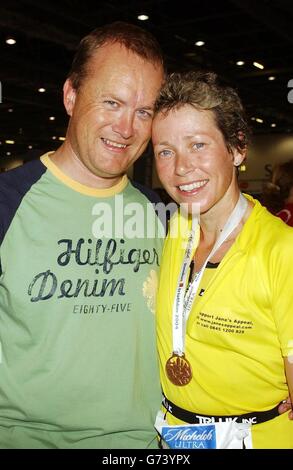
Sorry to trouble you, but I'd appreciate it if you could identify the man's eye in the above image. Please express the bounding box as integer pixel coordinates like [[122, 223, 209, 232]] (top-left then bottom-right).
[[104, 100, 118, 107], [137, 109, 152, 119]]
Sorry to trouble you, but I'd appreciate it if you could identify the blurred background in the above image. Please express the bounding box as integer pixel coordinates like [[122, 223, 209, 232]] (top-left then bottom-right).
[[1, 0, 293, 197]]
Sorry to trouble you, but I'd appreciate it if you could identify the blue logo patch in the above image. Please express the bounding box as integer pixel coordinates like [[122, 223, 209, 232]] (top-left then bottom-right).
[[162, 425, 216, 449]]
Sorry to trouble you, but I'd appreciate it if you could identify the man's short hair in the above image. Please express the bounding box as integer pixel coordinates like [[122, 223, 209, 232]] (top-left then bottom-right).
[[154, 71, 251, 153], [68, 21, 164, 90]]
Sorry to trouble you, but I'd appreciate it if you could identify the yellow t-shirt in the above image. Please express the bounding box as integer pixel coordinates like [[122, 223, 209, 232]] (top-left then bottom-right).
[[157, 196, 293, 448]]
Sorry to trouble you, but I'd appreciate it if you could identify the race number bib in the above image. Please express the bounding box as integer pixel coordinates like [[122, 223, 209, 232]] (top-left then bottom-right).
[[155, 411, 253, 449]]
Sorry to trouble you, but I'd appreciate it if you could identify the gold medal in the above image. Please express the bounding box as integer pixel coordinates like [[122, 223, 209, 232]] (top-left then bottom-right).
[[165, 353, 192, 386]]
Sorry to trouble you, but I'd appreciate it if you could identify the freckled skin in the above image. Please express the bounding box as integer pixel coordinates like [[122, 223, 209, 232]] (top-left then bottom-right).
[[152, 105, 245, 217]]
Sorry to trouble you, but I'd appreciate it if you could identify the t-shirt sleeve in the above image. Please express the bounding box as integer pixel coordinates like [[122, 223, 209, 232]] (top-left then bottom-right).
[[0, 159, 46, 248], [271, 228, 293, 357], [0, 189, 9, 247], [0, 191, 9, 275]]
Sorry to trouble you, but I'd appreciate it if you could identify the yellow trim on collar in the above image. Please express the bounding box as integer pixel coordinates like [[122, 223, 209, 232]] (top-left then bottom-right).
[[40, 152, 128, 197]]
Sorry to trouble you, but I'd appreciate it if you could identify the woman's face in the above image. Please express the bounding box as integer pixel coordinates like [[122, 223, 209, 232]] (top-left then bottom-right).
[[152, 104, 245, 214]]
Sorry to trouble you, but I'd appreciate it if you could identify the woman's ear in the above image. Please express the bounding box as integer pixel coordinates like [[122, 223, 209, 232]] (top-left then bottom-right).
[[232, 146, 246, 167], [63, 79, 76, 117], [232, 132, 247, 167], [233, 151, 246, 167]]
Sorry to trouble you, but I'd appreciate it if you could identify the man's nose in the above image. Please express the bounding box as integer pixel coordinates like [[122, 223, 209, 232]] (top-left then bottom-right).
[[112, 111, 134, 140]]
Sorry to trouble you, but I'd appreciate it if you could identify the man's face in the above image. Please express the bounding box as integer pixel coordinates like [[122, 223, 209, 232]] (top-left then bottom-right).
[[64, 42, 164, 184]]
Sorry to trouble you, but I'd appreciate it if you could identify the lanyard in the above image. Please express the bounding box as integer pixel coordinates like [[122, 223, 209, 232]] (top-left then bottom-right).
[[171, 193, 248, 356]]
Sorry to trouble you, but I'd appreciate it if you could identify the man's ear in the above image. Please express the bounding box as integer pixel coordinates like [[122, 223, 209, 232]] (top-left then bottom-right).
[[63, 79, 76, 116]]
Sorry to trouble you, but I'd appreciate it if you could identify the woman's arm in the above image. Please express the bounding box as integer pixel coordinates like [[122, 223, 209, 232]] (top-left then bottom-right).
[[284, 357, 293, 419]]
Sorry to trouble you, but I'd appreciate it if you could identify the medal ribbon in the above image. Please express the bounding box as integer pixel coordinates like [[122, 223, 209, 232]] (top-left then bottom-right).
[[171, 193, 248, 357]]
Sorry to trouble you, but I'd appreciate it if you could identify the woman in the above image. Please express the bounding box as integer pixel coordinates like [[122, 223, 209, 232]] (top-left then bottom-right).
[[152, 71, 293, 449]]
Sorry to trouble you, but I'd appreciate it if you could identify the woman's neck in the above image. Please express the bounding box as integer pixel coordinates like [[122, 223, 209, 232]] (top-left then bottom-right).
[[199, 189, 241, 247], [193, 192, 254, 272]]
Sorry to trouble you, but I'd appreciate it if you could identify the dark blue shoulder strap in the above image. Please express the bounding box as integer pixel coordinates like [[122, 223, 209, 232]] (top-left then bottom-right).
[[0, 159, 46, 246], [131, 180, 162, 204], [131, 180, 168, 235]]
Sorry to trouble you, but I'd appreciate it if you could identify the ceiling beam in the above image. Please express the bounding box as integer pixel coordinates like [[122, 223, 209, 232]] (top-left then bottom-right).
[[0, 7, 79, 50], [230, 0, 293, 44]]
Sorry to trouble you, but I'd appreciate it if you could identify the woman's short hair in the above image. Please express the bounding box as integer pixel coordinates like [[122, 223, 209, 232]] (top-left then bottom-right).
[[155, 70, 251, 153]]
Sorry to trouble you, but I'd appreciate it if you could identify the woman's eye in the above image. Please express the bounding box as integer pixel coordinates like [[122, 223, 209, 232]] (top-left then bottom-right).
[[158, 149, 173, 158], [193, 142, 205, 150]]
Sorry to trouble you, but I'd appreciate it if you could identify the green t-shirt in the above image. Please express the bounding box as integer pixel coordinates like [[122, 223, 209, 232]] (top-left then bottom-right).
[[0, 153, 164, 448]]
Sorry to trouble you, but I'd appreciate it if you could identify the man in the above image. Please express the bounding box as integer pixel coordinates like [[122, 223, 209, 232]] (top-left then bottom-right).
[[0, 22, 164, 449]]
